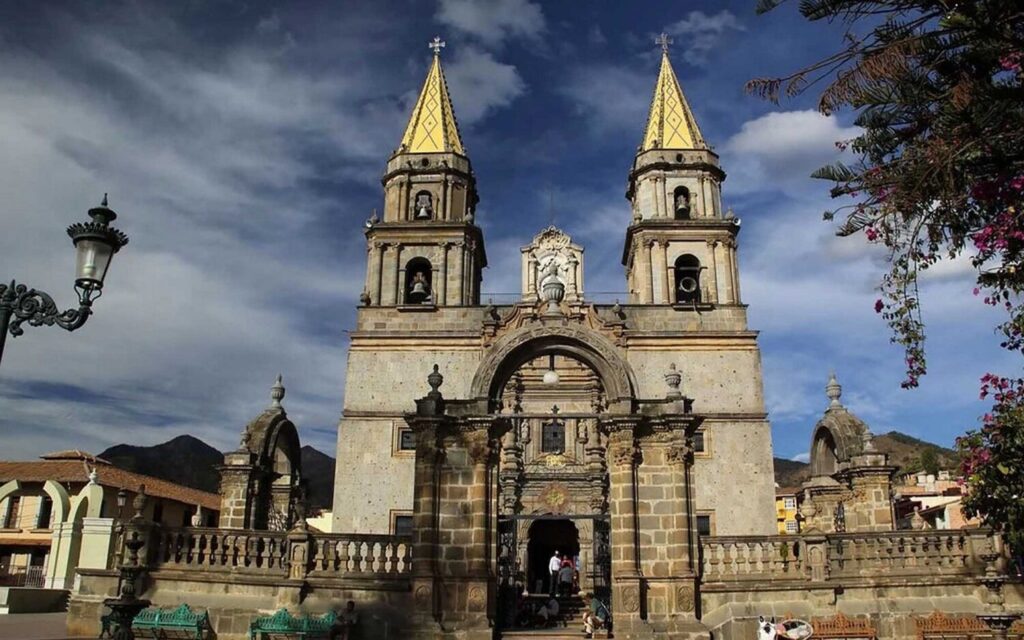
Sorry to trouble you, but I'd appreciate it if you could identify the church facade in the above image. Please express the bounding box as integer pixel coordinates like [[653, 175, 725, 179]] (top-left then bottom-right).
[[65, 40, 1023, 640]]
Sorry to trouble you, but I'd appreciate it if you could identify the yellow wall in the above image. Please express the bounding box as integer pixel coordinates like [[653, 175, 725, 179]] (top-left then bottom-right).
[[775, 495, 799, 534]]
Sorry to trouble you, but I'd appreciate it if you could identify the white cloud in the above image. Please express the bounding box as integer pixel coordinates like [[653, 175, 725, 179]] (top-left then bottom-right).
[[445, 46, 526, 125], [664, 11, 746, 67], [435, 0, 545, 47], [722, 110, 861, 193], [560, 63, 650, 136]]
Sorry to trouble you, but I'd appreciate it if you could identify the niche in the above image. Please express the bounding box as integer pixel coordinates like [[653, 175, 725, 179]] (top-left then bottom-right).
[[413, 191, 434, 220], [673, 186, 692, 220], [405, 257, 434, 304], [674, 254, 701, 304]]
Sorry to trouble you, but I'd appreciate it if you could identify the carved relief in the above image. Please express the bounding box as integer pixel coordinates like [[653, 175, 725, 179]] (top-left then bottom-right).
[[675, 584, 695, 613], [414, 584, 431, 608], [521, 226, 584, 303], [468, 586, 486, 611], [810, 612, 876, 639], [621, 586, 641, 613]]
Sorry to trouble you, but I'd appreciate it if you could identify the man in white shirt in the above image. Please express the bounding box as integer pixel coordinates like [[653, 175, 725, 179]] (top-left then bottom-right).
[[548, 551, 562, 596]]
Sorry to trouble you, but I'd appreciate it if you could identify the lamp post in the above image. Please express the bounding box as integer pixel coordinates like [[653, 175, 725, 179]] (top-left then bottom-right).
[[0, 195, 128, 367], [103, 484, 150, 640]]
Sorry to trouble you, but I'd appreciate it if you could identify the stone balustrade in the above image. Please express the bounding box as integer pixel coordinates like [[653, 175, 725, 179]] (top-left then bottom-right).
[[701, 536, 804, 583], [308, 533, 412, 576], [701, 528, 993, 587], [148, 527, 412, 580]]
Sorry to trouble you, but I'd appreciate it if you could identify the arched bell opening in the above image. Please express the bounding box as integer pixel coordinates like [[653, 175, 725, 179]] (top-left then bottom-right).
[[810, 427, 839, 478], [404, 257, 434, 305], [674, 254, 701, 304]]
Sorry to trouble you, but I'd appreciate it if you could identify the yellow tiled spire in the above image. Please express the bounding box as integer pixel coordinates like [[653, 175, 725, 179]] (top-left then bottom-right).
[[398, 37, 465, 155], [641, 38, 706, 151]]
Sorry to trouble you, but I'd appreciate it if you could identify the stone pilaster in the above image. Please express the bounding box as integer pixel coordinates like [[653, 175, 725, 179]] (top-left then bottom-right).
[[218, 450, 256, 530]]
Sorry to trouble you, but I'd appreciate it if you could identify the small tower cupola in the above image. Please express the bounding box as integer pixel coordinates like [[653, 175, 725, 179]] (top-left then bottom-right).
[[621, 34, 740, 307], [362, 37, 486, 308]]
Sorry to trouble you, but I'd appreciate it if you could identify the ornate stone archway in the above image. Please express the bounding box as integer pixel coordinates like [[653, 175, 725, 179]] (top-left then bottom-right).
[[469, 324, 638, 411]]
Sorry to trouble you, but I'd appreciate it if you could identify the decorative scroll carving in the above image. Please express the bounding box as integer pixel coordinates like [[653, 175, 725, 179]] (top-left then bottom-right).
[[676, 584, 695, 613]]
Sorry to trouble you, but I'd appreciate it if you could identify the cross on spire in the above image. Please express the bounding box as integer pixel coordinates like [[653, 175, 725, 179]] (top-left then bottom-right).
[[429, 36, 446, 56], [655, 32, 673, 54]]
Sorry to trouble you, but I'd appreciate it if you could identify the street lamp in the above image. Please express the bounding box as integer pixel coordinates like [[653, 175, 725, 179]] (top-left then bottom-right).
[[0, 194, 128, 366]]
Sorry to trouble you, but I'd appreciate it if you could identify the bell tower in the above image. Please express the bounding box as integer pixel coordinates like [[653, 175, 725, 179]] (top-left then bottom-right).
[[623, 35, 740, 307], [362, 37, 486, 307]]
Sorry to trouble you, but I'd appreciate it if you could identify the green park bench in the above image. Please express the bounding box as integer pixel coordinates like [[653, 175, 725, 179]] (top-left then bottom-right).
[[249, 608, 338, 640], [100, 603, 210, 639]]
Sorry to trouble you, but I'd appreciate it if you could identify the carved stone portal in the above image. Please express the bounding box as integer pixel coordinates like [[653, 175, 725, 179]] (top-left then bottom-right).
[[521, 226, 584, 304]]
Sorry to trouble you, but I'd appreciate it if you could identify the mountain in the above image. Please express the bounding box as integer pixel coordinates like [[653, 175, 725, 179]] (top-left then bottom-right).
[[301, 445, 336, 509], [872, 431, 959, 474], [773, 457, 810, 488], [772, 430, 960, 488], [98, 436, 337, 509], [99, 434, 223, 494]]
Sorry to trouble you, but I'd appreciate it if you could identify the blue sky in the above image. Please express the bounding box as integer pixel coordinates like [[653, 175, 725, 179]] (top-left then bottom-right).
[[0, 0, 1014, 464]]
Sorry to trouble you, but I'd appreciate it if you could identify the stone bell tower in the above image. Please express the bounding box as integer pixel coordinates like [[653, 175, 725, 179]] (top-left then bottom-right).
[[623, 35, 741, 307], [361, 37, 486, 308]]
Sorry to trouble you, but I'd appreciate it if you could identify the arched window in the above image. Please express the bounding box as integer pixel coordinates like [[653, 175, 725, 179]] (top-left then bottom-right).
[[405, 257, 433, 304], [673, 186, 691, 220], [413, 190, 434, 220], [674, 255, 701, 304]]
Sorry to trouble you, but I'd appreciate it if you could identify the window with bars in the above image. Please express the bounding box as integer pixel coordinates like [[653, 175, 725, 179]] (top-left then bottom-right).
[[783, 497, 797, 510], [394, 515, 414, 537], [541, 421, 565, 453], [399, 429, 416, 451], [785, 520, 799, 534], [693, 431, 705, 453]]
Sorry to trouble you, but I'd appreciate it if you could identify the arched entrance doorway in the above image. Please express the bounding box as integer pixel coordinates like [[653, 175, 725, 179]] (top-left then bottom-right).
[[483, 333, 630, 631], [526, 518, 579, 594]]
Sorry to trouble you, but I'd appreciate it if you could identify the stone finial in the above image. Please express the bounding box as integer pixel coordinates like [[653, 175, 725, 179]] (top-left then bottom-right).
[[826, 371, 843, 409], [132, 484, 147, 520], [612, 299, 622, 316], [427, 364, 443, 397], [270, 374, 285, 409], [359, 290, 371, 306], [799, 494, 817, 522], [862, 426, 876, 452], [191, 505, 203, 527], [664, 363, 682, 399]]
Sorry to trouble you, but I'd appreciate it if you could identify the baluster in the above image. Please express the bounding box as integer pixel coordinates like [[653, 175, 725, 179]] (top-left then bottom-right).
[[401, 541, 412, 574], [389, 541, 400, 574], [312, 538, 326, 571], [338, 539, 351, 574], [352, 540, 364, 573]]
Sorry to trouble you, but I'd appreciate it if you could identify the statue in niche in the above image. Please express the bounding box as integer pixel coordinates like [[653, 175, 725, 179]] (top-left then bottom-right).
[[408, 271, 432, 304], [414, 192, 433, 219]]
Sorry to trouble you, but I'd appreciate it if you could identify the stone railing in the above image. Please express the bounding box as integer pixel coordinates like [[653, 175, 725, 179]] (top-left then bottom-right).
[[308, 533, 412, 577], [700, 528, 994, 588], [701, 536, 805, 584], [827, 530, 975, 579], [147, 527, 412, 581]]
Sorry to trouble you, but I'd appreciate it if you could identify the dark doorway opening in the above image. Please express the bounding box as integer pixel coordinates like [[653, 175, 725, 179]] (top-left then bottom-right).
[[526, 519, 579, 594]]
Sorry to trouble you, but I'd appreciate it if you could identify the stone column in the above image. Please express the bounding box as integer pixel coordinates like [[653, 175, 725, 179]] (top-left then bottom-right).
[[442, 176, 452, 220], [705, 240, 719, 304], [407, 416, 444, 631], [606, 421, 643, 630], [452, 241, 465, 306], [393, 243, 404, 305], [368, 242, 384, 306], [655, 176, 667, 218], [526, 254, 538, 302], [438, 242, 449, 306], [218, 450, 256, 529], [655, 239, 670, 304], [644, 239, 656, 304], [398, 178, 409, 221], [722, 238, 739, 304], [714, 240, 734, 304]]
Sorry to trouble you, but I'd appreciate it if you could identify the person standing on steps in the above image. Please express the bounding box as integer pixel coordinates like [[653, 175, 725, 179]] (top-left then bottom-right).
[[548, 550, 562, 596]]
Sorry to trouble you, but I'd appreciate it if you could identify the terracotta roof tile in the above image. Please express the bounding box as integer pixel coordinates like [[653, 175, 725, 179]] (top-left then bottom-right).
[[0, 459, 219, 511]]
